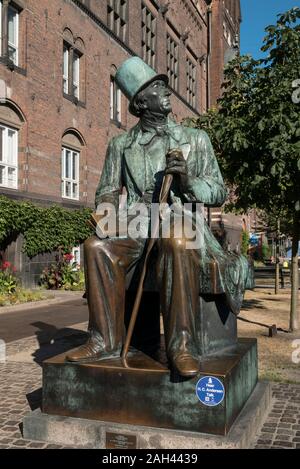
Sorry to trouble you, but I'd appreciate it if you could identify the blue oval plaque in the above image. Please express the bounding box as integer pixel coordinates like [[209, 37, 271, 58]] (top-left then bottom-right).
[[196, 376, 225, 406]]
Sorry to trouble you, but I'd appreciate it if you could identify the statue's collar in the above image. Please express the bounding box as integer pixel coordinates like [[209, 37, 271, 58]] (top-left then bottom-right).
[[124, 118, 187, 148]]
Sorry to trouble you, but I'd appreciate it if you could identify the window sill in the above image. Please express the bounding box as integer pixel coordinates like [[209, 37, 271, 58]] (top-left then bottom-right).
[[110, 119, 126, 131], [0, 56, 26, 76], [63, 93, 86, 108], [62, 195, 80, 202], [0, 184, 18, 192]]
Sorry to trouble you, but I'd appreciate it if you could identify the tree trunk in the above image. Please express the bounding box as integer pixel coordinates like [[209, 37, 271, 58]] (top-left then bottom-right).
[[290, 213, 299, 331], [275, 219, 280, 294]]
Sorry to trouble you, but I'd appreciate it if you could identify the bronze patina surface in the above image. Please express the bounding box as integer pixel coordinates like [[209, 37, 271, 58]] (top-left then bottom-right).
[[66, 56, 251, 377], [43, 338, 257, 436]]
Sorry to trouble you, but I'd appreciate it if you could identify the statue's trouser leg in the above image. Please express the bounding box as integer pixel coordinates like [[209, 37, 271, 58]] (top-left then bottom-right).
[[157, 233, 200, 359], [84, 235, 146, 354]]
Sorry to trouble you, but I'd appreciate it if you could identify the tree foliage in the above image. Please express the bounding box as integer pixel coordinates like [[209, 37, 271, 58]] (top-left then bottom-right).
[[185, 7, 300, 220], [184, 7, 300, 329]]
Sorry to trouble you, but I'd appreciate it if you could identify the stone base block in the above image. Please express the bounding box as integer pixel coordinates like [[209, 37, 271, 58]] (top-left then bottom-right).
[[23, 381, 271, 449]]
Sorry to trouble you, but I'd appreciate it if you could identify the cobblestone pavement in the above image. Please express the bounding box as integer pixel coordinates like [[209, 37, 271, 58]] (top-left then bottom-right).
[[252, 383, 300, 449], [0, 332, 300, 449]]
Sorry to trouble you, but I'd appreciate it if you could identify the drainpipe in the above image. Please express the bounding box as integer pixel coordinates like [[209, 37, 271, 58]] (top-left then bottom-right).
[[206, 2, 212, 228], [206, 2, 212, 112]]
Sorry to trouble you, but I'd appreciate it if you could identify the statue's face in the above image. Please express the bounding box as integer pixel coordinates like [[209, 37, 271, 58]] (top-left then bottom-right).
[[142, 79, 172, 115]]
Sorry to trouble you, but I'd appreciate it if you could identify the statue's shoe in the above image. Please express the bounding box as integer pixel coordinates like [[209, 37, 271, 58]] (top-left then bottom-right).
[[65, 339, 104, 363], [170, 352, 199, 377]]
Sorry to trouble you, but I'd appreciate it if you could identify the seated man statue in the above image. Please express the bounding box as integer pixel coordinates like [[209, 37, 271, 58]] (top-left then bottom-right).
[[66, 57, 249, 377]]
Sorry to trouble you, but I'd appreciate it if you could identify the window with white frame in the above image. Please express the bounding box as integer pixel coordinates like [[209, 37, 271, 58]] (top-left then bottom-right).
[[7, 4, 18, 65], [110, 76, 122, 124], [63, 44, 69, 94], [63, 42, 81, 100], [73, 51, 80, 99], [0, 1, 20, 66], [0, 124, 18, 189], [61, 147, 79, 200]]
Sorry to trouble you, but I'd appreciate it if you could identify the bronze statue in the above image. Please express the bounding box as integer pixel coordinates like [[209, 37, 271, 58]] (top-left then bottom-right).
[[66, 57, 249, 377]]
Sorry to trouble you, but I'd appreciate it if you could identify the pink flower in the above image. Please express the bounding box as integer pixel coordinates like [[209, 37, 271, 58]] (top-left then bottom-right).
[[2, 261, 11, 270]]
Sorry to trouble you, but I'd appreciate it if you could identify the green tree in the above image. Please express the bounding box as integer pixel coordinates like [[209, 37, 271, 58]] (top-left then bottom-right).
[[185, 8, 300, 330]]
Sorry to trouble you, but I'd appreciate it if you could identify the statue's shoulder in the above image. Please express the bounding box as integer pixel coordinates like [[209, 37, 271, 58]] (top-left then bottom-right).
[[107, 123, 139, 151], [181, 125, 209, 141], [108, 131, 129, 148]]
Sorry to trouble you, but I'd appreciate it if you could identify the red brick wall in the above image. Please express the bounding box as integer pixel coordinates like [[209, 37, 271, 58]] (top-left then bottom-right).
[[209, 0, 241, 106], [0, 0, 212, 208]]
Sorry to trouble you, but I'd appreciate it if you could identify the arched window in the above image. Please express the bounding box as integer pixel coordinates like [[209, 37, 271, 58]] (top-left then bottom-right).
[[61, 129, 85, 200], [0, 99, 25, 189], [62, 28, 85, 103]]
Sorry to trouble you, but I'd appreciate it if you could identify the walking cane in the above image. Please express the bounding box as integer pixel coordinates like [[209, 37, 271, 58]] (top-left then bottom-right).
[[121, 150, 179, 367]]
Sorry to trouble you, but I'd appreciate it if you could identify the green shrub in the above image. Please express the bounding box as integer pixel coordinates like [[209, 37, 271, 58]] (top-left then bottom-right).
[[241, 231, 250, 256], [262, 243, 272, 262], [0, 195, 92, 258]]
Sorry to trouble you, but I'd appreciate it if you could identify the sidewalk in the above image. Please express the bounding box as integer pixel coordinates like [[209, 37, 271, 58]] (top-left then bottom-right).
[[0, 289, 299, 449]]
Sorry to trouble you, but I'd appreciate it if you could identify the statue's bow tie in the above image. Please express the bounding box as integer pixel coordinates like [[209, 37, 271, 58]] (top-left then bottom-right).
[[139, 126, 175, 145]]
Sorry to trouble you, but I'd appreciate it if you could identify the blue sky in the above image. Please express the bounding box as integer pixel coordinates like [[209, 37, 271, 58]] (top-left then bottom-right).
[[240, 0, 298, 59]]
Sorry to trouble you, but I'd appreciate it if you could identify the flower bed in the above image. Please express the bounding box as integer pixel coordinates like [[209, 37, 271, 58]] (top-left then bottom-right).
[[40, 252, 85, 291], [0, 261, 49, 306]]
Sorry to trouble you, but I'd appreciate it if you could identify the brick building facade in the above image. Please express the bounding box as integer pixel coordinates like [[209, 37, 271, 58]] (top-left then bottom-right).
[[209, 0, 241, 106], [0, 0, 242, 284]]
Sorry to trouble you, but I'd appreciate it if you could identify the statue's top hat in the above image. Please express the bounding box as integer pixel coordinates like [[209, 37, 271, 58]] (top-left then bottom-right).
[[115, 56, 168, 116]]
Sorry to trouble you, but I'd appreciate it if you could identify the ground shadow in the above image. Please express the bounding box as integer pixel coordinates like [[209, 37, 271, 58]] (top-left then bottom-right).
[[30, 321, 88, 367], [241, 298, 265, 310], [26, 387, 43, 411]]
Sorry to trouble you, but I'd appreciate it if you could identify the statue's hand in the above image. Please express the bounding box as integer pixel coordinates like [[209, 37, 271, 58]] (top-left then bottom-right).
[[165, 148, 188, 191]]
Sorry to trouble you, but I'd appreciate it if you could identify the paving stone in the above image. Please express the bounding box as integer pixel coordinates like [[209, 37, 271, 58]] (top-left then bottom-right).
[[259, 432, 275, 439], [45, 444, 64, 449], [12, 439, 29, 447], [2, 426, 17, 432], [263, 422, 277, 428], [272, 441, 294, 448], [28, 442, 46, 448], [276, 429, 293, 436], [274, 434, 291, 441], [277, 423, 291, 429], [0, 437, 14, 443], [257, 439, 272, 445], [261, 427, 274, 433]]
